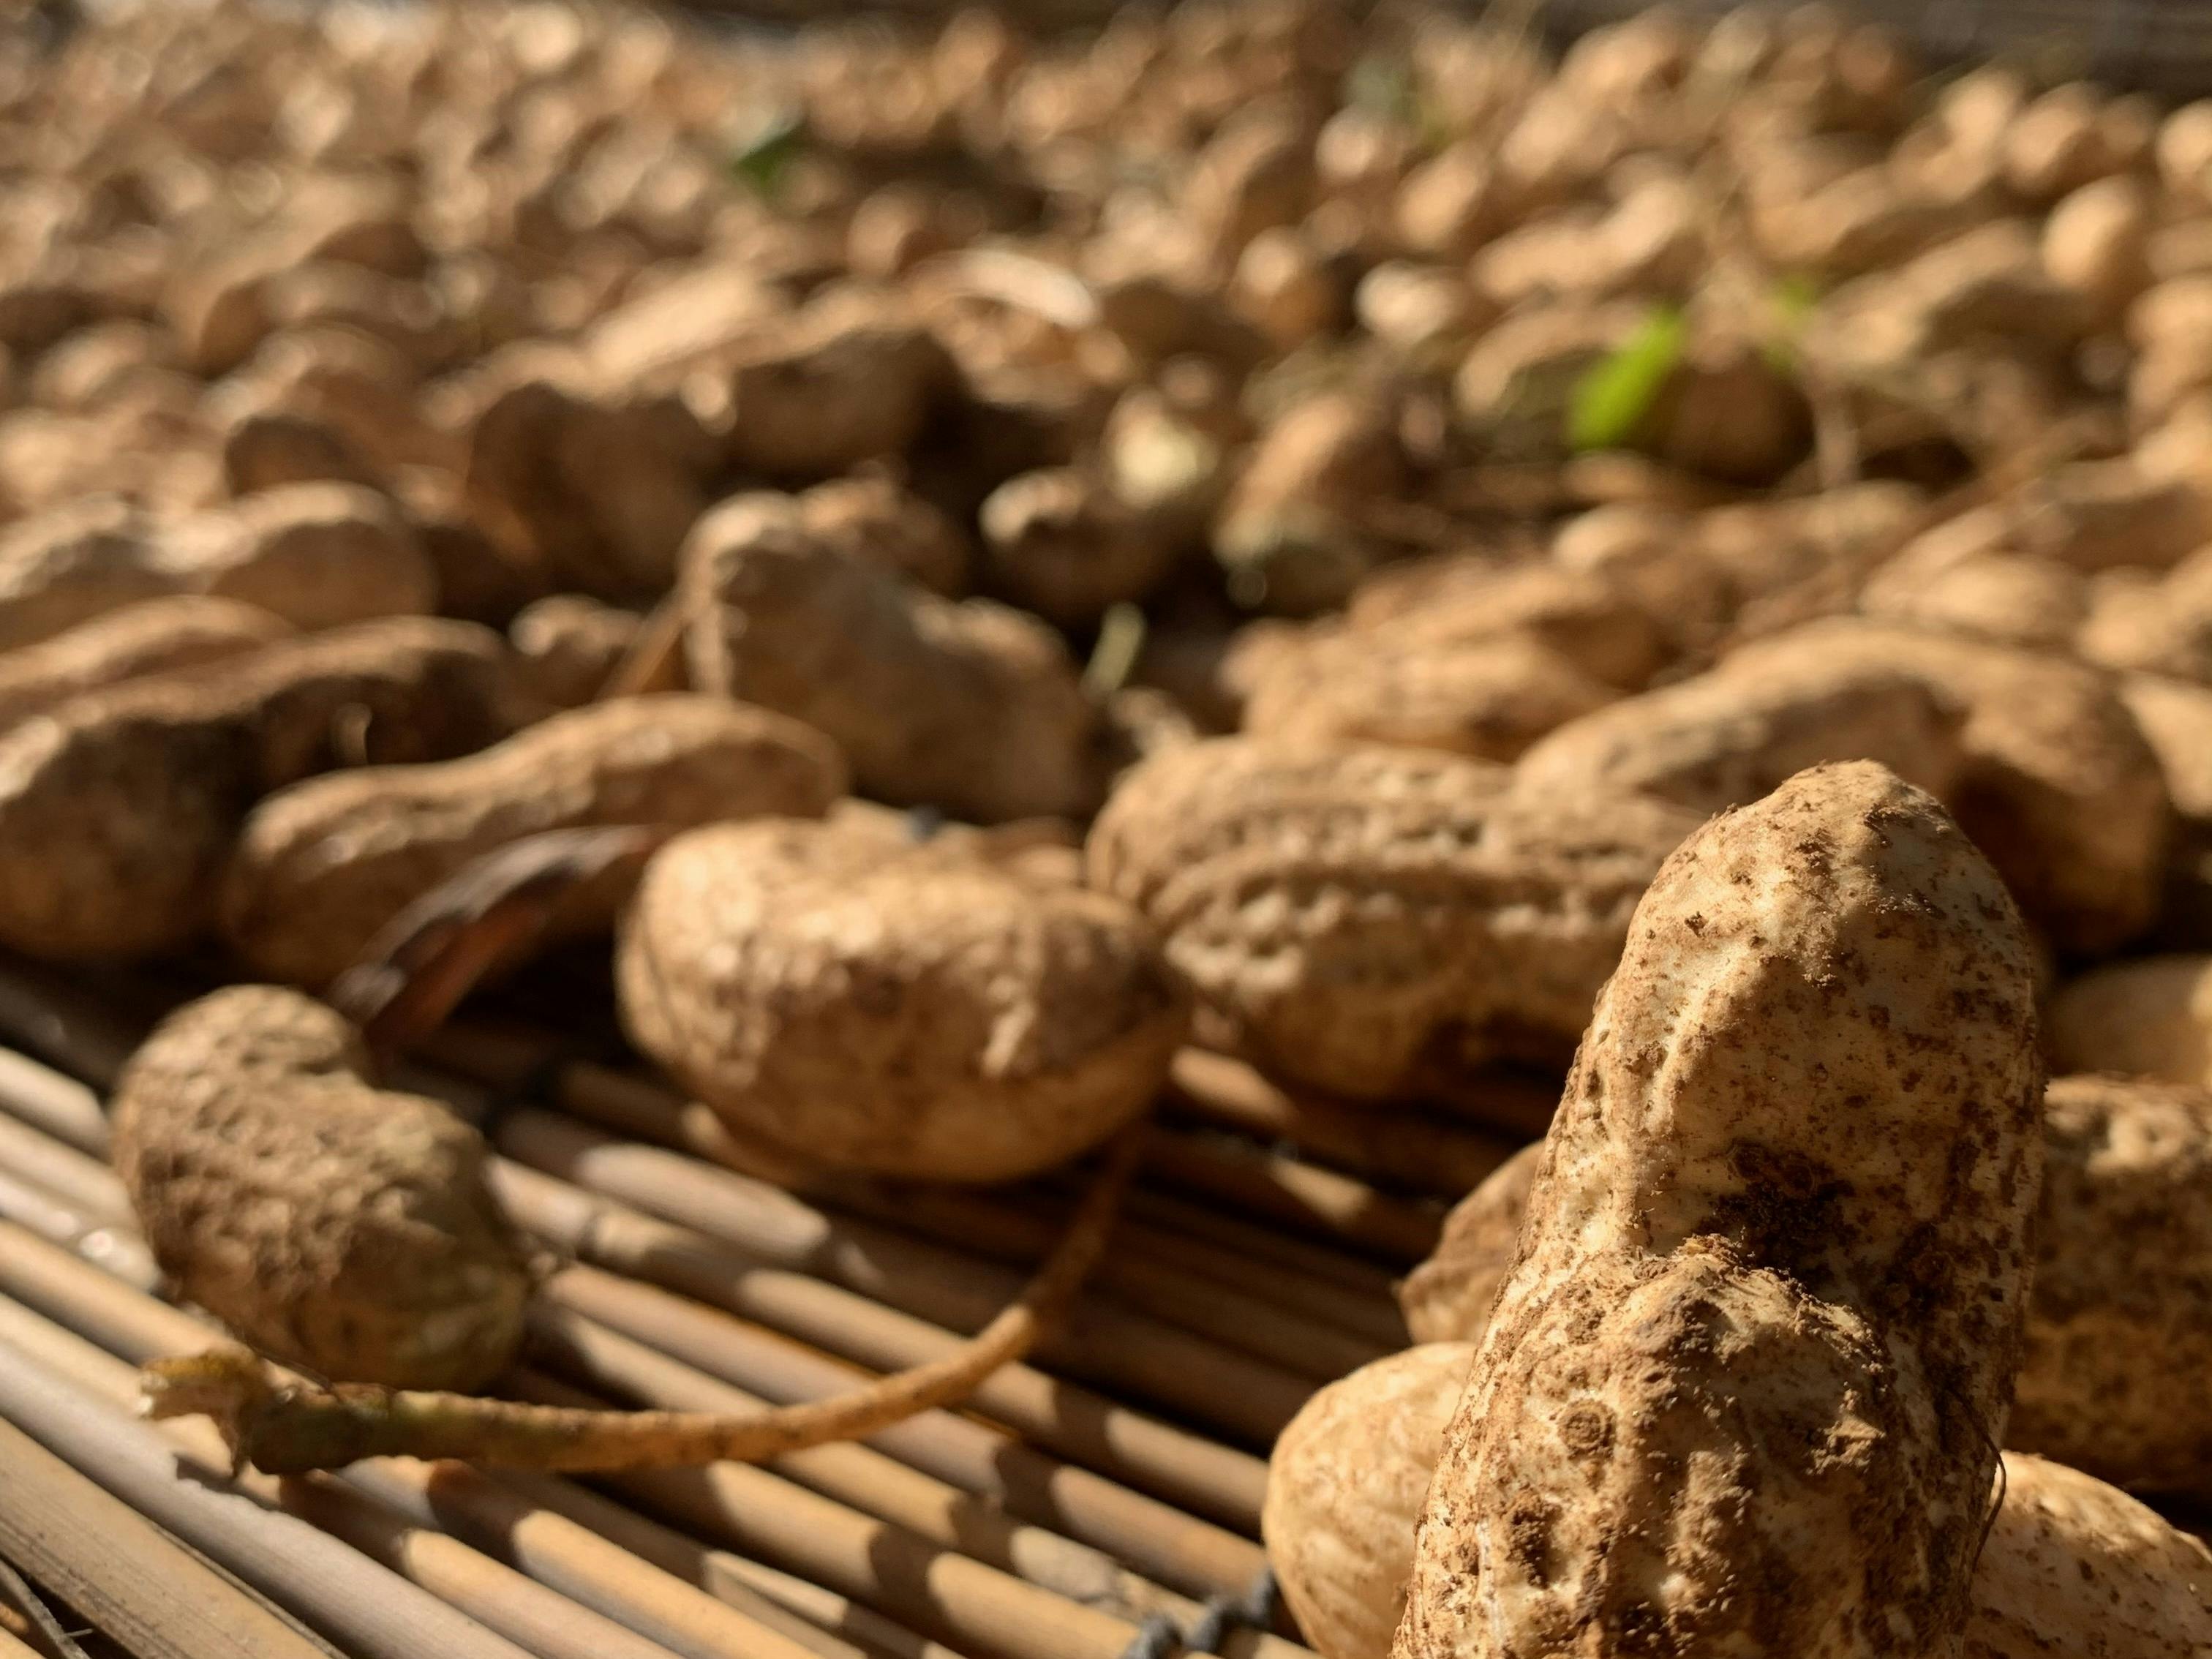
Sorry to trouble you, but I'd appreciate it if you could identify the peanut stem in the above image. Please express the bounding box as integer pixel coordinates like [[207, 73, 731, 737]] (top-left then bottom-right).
[[143, 1126, 1144, 1475]]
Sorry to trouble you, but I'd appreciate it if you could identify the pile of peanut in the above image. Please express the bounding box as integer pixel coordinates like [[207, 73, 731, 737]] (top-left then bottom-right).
[[6, 0, 2212, 1644]]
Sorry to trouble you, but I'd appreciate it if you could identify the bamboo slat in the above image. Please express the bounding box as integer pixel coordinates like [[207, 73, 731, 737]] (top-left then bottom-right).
[[0, 1405, 327, 1659], [514, 1372, 1314, 1659], [524, 1297, 1264, 1633], [0, 1331, 535, 1659], [536, 1266, 1269, 1596], [0, 1292, 696, 1659], [493, 1107, 1314, 1445], [1138, 1127, 1444, 1264], [492, 1159, 1273, 1533]]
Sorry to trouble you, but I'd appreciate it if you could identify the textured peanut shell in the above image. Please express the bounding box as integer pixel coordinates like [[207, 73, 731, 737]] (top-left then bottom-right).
[[1267, 1345, 2212, 1659], [2047, 955, 2212, 1088], [2014, 1075, 2212, 1499], [222, 694, 848, 987], [1396, 762, 2044, 1659], [1723, 619, 2170, 953], [161, 481, 439, 631], [1396, 1144, 1541, 1347], [0, 617, 528, 961], [112, 985, 530, 1390], [2118, 675, 2212, 830], [1516, 652, 1968, 815], [1242, 631, 1615, 762], [681, 493, 1103, 823], [1265, 1342, 1477, 1659], [507, 595, 644, 708], [1087, 738, 1701, 1100], [617, 819, 1189, 1182], [0, 496, 181, 651], [2078, 552, 2212, 682], [978, 466, 1183, 626], [1345, 561, 1669, 692], [0, 595, 291, 729]]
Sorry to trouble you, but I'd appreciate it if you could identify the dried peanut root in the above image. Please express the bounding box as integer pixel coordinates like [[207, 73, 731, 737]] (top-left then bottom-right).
[[142, 1124, 1143, 1474]]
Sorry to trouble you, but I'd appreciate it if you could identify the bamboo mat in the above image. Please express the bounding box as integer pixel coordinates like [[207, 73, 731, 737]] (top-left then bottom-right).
[[0, 959, 1542, 1659]]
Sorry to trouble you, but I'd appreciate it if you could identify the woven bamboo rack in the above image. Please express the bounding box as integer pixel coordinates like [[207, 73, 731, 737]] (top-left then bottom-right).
[[0, 955, 1537, 1659]]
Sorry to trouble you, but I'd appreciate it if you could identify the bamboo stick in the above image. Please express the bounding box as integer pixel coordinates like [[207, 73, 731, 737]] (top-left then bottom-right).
[[1164, 1049, 1532, 1195], [0, 1291, 694, 1659], [0, 1165, 158, 1292], [436, 1033, 1381, 1391], [827, 1178, 1396, 1372], [0, 1328, 535, 1659], [527, 1297, 1253, 1628], [0, 1115, 125, 1224], [492, 1160, 1271, 1534], [1139, 1126, 1444, 1264], [1121, 1186, 1405, 1304], [707, 1559, 970, 1659], [538, 1265, 1269, 1595], [515, 1371, 1315, 1659], [0, 1047, 108, 1154], [478, 1470, 952, 1659], [334, 1459, 844, 1659], [0, 1223, 862, 1659], [0, 1402, 328, 1659], [493, 1107, 1313, 1445]]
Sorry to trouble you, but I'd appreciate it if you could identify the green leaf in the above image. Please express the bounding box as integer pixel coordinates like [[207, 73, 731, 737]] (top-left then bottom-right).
[[1763, 274, 1820, 373], [727, 110, 805, 200], [1566, 307, 1685, 453]]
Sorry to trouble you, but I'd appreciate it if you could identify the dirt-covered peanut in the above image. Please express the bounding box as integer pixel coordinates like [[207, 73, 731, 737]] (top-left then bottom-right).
[[1265, 1342, 1478, 1659], [1516, 648, 1968, 816], [1722, 618, 2171, 954], [1241, 631, 1616, 761], [1266, 1347, 2211, 1659], [617, 817, 1188, 1182], [2014, 1075, 2212, 1499], [2048, 955, 2212, 1088], [2077, 549, 2212, 682], [977, 466, 1182, 626], [1964, 1453, 2212, 1659], [1087, 737, 1701, 1100], [0, 496, 189, 651], [507, 595, 645, 707], [723, 305, 954, 479], [797, 473, 971, 597], [0, 596, 292, 730], [1858, 552, 2089, 647], [1396, 762, 2044, 1659], [681, 492, 1104, 824], [222, 695, 846, 988], [112, 985, 531, 1391], [1344, 560, 1671, 691], [170, 481, 440, 630], [1397, 1144, 1541, 1347], [1212, 391, 1406, 615], [0, 617, 529, 961]]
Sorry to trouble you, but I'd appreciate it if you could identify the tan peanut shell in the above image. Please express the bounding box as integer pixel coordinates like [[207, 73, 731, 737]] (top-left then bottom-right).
[[0, 616, 529, 961], [507, 595, 645, 708], [2014, 1074, 2212, 1500], [1241, 631, 1616, 761], [222, 694, 848, 988], [0, 484, 437, 652], [1086, 737, 1701, 1100], [112, 985, 531, 1391], [1407, 1076, 2212, 1502], [681, 492, 1104, 823], [1720, 619, 2171, 953], [1267, 1344, 2212, 1659], [0, 595, 291, 729], [1515, 650, 1968, 814], [617, 816, 1189, 1182], [1395, 762, 2044, 1659], [2047, 955, 2212, 1088]]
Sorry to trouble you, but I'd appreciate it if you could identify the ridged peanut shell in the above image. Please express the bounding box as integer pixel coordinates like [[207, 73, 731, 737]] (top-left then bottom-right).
[[1087, 737, 1701, 1100], [112, 985, 530, 1391], [1396, 762, 2044, 1659], [618, 819, 1188, 1181], [222, 694, 846, 986]]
